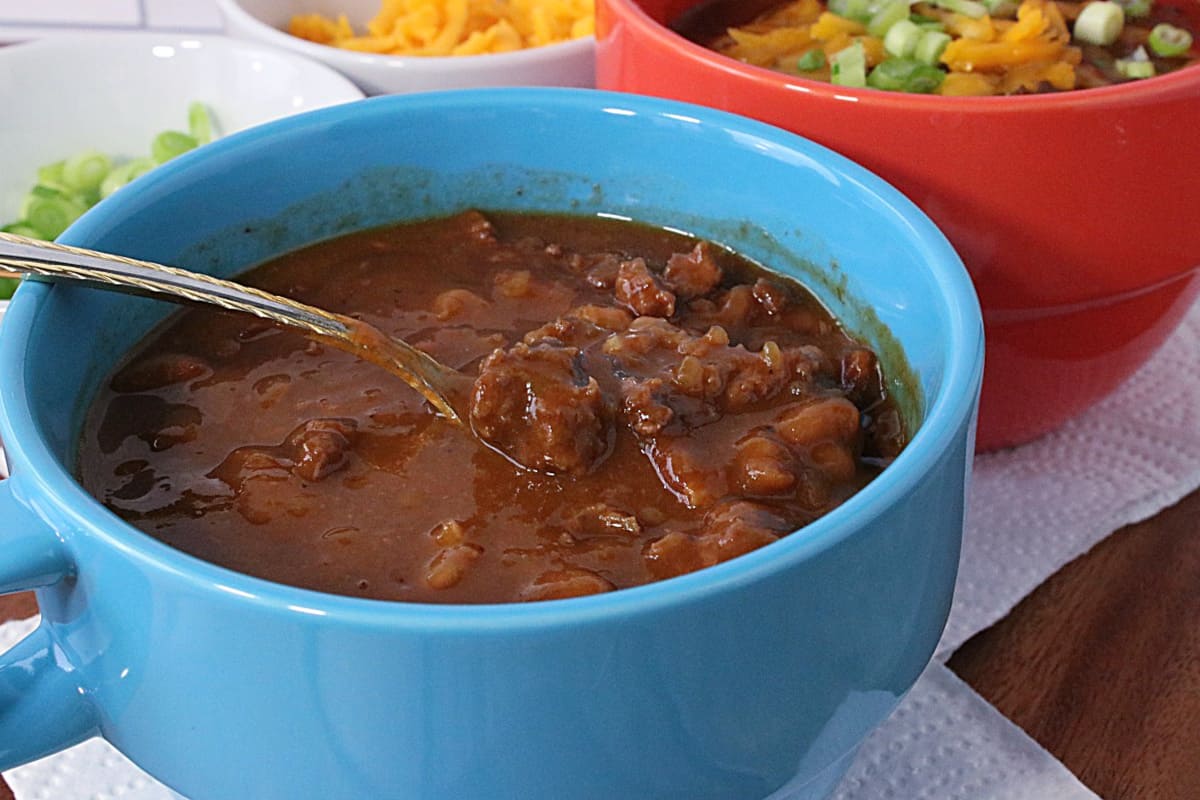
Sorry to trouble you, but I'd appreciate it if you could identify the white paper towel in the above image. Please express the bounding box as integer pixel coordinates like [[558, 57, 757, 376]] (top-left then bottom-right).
[[3, 298, 1199, 799], [939, 299, 1200, 659], [834, 664, 1099, 800]]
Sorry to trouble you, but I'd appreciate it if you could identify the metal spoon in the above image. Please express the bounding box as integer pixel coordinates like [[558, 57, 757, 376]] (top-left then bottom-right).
[[0, 231, 468, 424]]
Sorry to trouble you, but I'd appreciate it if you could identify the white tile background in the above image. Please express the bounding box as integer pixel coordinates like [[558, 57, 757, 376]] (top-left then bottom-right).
[[0, 0, 221, 42]]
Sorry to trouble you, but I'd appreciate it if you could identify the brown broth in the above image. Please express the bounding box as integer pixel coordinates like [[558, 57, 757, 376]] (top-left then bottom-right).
[[76, 211, 906, 604]]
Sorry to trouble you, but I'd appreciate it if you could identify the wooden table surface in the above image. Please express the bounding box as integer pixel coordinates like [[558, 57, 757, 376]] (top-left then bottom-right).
[[2, 486, 1198, 800]]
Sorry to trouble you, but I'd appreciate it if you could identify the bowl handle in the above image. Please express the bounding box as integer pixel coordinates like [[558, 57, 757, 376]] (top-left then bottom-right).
[[0, 477, 97, 769]]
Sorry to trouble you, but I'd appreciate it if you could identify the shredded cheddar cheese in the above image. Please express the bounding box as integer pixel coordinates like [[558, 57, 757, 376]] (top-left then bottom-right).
[[289, 0, 593, 57], [712, 0, 1088, 95], [935, 0, 1080, 93]]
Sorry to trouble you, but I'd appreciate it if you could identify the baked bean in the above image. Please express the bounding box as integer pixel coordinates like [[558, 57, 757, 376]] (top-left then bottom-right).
[[432, 288, 488, 321], [494, 269, 533, 298], [731, 433, 798, 497], [643, 530, 707, 580], [775, 398, 861, 446], [522, 567, 616, 600], [703, 501, 787, 561], [809, 440, 858, 483], [425, 544, 483, 590]]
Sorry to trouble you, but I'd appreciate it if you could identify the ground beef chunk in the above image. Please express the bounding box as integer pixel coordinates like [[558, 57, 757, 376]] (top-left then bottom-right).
[[213, 417, 358, 488], [614, 258, 676, 318], [840, 347, 882, 407], [643, 501, 788, 579], [289, 418, 358, 482], [664, 241, 723, 298], [579, 252, 623, 290], [522, 305, 634, 349], [469, 342, 614, 475], [751, 278, 789, 316]]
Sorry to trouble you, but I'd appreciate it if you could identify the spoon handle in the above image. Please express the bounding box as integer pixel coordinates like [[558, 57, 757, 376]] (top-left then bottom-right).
[[0, 232, 464, 423]]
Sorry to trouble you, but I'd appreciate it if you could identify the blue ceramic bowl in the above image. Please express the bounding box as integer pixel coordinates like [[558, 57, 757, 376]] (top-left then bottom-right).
[[0, 89, 982, 800]]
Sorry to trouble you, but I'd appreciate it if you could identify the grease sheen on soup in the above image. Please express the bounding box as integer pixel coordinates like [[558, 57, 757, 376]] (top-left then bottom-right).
[[77, 211, 907, 604]]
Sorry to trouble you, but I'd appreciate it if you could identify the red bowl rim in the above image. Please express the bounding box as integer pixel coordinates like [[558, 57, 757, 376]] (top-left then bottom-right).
[[601, 0, 1200, 112]]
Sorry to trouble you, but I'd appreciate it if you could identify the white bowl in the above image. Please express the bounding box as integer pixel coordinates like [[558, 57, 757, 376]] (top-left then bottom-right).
[[215, 0, 595, 95], [0, 32, 364, 232]]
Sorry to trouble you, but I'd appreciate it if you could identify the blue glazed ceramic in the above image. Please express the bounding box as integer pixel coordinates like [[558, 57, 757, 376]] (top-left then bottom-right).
[[0, 89, 983, 800]]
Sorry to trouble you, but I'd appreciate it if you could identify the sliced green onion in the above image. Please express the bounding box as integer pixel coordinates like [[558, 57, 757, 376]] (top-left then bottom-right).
[[867, 57, 946, 91], [1117, 57, 1156, 77], [831, 40, 868, 87], [188, 101, 215, 144], [1148, 23, 1193, 56], [909, 12, 946, 29], [868, 0, 912, 36], [1, 221, 43, 238], [4, 105, 220, 241], [981, 0, 1018, 15], [151, 130, 199, 165], [1116, 44, 1156, 77], [915, 29, 953, 64], [796, 48, 828, 71], [36, 160, 66, 189], [930, 0, 988, 18], [885, 18, 924, 57], [830, 0, 874, 22], [1074, 1, 1124, 45], [19, 185, 87, 240], [1114, 0, 1152, 17], [99, 157, 158, 199], [60, 149, 113, 196]]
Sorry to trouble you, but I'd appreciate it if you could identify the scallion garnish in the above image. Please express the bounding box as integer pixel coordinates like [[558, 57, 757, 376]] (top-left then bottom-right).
[[929, 0, 988, 19], [831, 40, 868, 86], [1114, 0, 1153, 17], [796, 48, 828, 70], [1074, 1, 1125, 45], [1147, 23, 1193, 56], [868, 0, 912, 36], [914, 29, 952, 64], [885, 18, 924, 57], [867, 57, 946, 91], [188, 101, 215, 144], [151, 131, 200, 165], [830, 0, 874, 22], [99, 157, 158, 200], [909, 12, 945, 29], [61, 149, 113, 199], [1116, 57, 1156, 77], [981, 0, 1018, 14], [2, 104, 219, 242]]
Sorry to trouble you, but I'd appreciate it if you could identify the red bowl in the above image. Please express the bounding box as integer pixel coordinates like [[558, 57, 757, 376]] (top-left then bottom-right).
[[595, 0, 1200, 450]]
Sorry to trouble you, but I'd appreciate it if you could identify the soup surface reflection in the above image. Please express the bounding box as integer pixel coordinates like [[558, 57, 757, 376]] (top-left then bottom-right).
[[77, 211, 906, 603]]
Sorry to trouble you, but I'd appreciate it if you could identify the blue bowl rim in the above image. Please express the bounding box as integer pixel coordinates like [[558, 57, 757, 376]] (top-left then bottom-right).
[[0, 87, 983, 631]]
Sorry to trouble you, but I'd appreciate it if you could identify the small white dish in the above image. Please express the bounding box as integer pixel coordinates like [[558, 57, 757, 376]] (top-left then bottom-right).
[[215, 0, 595, 95], [0, 33, 365, 228]]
